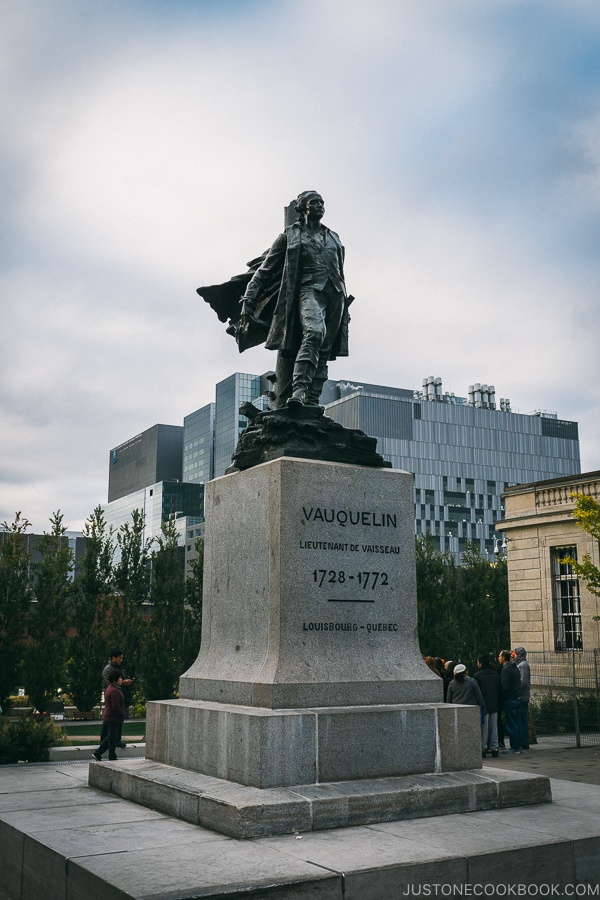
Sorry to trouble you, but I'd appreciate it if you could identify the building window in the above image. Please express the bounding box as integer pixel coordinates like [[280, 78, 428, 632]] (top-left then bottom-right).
[[551, 546, 583, 651]]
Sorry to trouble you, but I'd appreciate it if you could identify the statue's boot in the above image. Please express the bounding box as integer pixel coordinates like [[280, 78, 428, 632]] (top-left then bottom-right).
[[304, 376, 326, 407], [287, 360, 316, 407]]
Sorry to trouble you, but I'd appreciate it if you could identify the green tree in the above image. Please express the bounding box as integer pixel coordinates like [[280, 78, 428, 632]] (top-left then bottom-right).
[[110, 508, 150, 680], [139, 518, 185, 701], [485, 552, 510, 652], [416, 536, 509, 667], [0, 513, 32, 711], [563, 494, 600, 618], [456, 543, 509, 667], [67, 507, 116, 713], [416, 534, 459, 657], [182, 537, 204, 672], [23, 512, 74, 713]]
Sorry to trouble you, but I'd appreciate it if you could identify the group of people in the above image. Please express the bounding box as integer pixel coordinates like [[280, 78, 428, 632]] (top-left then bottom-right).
[[424, 647, 532, 756], [92, 649, 134, 762]]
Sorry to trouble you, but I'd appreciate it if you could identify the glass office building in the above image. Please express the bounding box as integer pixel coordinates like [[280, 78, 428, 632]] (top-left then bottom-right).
[[183, 403, 215, 485], [103, 371, 581, 567], [323, 377, 580, 559], [180, 374, 268, 572], [183, 373, 269, 483], [108, 424, 183, 503], [213, 373, 269, 477], [102, 481, 204, 555]]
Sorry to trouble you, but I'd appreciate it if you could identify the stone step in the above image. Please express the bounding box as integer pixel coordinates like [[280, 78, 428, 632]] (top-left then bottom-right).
[[89, 756, 551, 839]]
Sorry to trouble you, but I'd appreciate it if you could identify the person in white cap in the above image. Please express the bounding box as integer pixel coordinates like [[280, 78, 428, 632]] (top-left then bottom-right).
[[446, 664, 486, 724]]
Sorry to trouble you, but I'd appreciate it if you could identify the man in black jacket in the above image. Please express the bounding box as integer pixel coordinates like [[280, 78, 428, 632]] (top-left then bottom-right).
[[498, 649, 528, 753], [513, 646, 532, 749], [474, 654, 501, 758]]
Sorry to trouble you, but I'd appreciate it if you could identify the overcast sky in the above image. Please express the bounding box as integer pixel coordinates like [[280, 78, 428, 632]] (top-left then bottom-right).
[[1, 0, 599, 533]]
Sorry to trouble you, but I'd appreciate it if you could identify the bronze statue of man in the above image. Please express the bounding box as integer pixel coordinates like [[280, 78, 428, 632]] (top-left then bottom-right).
[[198, 191, 352, 409]]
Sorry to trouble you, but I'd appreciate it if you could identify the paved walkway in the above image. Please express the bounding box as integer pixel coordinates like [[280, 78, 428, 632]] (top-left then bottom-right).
[[1, 739, 599, 898], [483, 737, 600, 785]]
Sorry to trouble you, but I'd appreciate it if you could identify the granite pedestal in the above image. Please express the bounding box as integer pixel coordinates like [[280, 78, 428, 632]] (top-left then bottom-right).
[[92, 458, 550, 835], [179, 458, 441, 710]]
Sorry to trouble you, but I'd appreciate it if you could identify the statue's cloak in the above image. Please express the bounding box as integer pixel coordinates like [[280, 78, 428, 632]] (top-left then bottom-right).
[[197, 222, 351, 357], [197, 254, 275, 353]]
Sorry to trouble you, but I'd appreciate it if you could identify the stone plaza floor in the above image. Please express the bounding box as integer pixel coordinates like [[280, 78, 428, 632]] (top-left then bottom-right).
[[483, 737, 600, 785], [1, 738, 599, 899]]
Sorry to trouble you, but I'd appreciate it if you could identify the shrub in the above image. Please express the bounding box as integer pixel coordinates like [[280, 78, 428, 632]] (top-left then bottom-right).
[[0, 713, 68, 764], [128, 688, 147, 719], [530, 690, 600, 735]]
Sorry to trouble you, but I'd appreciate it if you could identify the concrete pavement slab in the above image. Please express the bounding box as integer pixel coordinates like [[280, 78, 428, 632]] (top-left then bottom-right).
[[0, 798, 166, 897], [556, 794, 600, 814], [0, 785, 117, 813], [260, 821, 463, 870], [255, 800, 588, 895], [20, 817, 226, 900], [0, 765, 87, 793], [357, 812, 569, 854], [24, 814, 224, 858], [372, 804, 598, 888], [255, 813, 575, 896], [475, 801, 600, 839], [268, 809, 569, 866], [0, 797, 166, 835], [52, 763, 91, 783], [67, 838, 342, 900], [483, 740, 600, 785], [544, 778, 597, 801]]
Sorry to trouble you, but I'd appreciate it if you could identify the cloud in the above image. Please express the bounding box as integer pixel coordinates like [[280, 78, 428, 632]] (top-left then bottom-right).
[[1, 0, 600, 529]]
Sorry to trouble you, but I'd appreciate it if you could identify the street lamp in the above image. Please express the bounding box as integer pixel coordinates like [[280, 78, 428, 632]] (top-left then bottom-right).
[[493, 535, 510, 556]]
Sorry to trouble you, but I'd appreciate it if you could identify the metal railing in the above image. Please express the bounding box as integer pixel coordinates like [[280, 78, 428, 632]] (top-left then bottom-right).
[[527, 649, 600, 747]]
